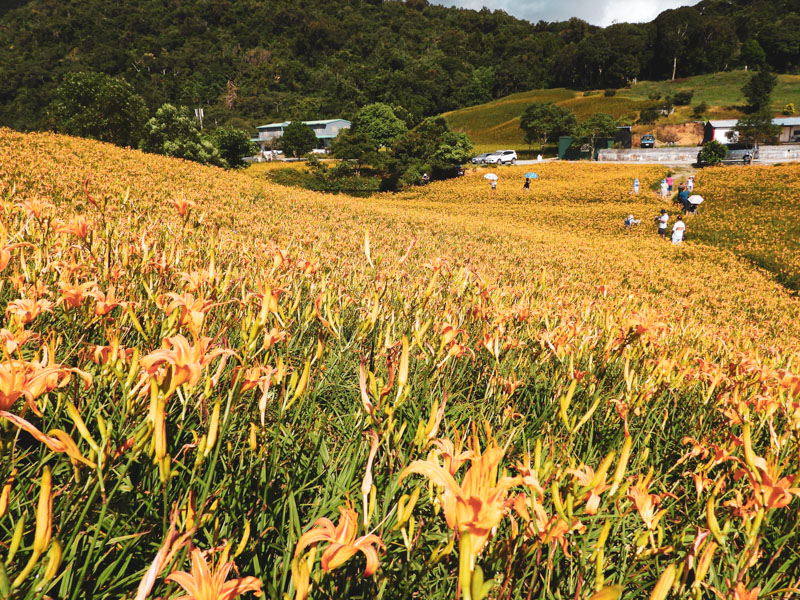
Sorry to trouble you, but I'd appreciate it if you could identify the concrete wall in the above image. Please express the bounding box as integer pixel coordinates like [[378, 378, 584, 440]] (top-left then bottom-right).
[[597, 145, 800, 163], [757, 145, 800, 160], [597, 147, 699, 163]]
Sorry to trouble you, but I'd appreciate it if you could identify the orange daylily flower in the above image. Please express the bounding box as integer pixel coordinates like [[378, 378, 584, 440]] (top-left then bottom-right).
[[730, 582, 761, 600], [0, 359, 80, 413], [0, 328, 37, 356], [0, 226, 31, 272], [510, 494, 584, 555], [294, 503, 384, 577], [401, 435, 521, 600], [56, 215, 90, 238], [6, 298, 53, 324], [170, 197, 196, 217], [430, 436, 473, 477], [566, 464, 611, 515], [159, 292, 217, 332], [627, 473, 666, 530], [166, 548, 262, 600], [141, 335, 232, 395], [91, 286, 127, 316], [59, 280, 97, 310]]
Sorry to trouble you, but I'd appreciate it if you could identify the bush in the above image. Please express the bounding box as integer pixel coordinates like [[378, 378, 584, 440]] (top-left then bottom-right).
[[583, 90, 597, 97], [648, 92, 662, 101], [671, 90, 694, 106], [784, 103, 796, 115], [692, 102, 708, 118], [637, 108, 660, 125], [697, 140, 728, 166], [603, 89, 617, 97]]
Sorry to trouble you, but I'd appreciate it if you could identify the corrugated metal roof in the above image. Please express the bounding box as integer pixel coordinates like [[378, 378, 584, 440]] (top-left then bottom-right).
[[708, 120, 739, 128], [709, 117, 800, 128], [257, 119, 351, 129], [773, 117, 800, 126]]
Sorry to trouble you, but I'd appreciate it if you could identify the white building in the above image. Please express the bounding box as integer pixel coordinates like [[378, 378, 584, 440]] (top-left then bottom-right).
[[705, 117, 800, 145], [250, 119, 351, 154]]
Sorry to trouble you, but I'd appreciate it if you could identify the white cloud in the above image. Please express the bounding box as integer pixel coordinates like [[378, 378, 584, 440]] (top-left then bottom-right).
[[432, 0, 696, 26]]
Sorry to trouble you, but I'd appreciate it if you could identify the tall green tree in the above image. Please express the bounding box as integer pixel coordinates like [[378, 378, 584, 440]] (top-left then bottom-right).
[[735, 110, 781, 148], [212, 127, 256, 168], [353, 103, 408, 149], [742, 69, 778, 112], [140, 104, 224, 166], [280, 121, 317, 157], [519, 103, 577, 150], [50, 72, 148, 147], [740, 39, 767, 70], [578, 113, 618, 156]]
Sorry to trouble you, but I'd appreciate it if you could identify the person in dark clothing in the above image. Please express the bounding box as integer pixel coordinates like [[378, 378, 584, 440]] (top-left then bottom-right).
[[677, 187, 690, 213], [523, 178, 530, 191]]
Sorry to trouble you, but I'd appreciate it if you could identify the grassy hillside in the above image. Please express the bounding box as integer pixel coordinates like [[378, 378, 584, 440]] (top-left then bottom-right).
[[445, 70, 800, 152], [1, 130, 800, 600]]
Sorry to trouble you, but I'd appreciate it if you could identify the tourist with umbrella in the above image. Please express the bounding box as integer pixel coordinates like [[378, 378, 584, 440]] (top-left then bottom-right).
[[523, 172, 538, 191], [687, 194, 704, 215], [484, 173, 498, 191]]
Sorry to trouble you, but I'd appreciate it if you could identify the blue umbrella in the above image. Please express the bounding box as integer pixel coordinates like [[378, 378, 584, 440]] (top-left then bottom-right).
[[524, 173, 539, 179]]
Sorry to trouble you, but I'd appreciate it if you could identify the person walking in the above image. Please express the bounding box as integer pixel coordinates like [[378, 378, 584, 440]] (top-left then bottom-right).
[[523, 177, 530, 191], [656, 209, 669, 237], [633, 178, 640, 195], [677, 185, 690, 213], [666, 175, 674, 193], [660, 179, 668, 199], [672, 215, 686, 244], [687, 176, 694, 192], [490, 179, 497, 191]]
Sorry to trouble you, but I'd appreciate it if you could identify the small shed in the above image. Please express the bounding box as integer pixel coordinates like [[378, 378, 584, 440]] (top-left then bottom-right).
[[773, 117, 800, 143], [614, 126, 633, 149], [703, 120, 740, 144]]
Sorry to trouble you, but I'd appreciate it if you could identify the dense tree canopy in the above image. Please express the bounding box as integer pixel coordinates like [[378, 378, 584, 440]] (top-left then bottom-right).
[[0, 0, 798, 135], [280, 121, 317, 158], [140, 103, 224, 166], [352, 103, 408, 149], [49, 72, 148, 147], [519, 103, 577, 149]]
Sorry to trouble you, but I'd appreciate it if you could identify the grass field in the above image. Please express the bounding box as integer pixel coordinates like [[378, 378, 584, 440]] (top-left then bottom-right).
[[445, 70, 800, 152], [1, 129, 800, 600]]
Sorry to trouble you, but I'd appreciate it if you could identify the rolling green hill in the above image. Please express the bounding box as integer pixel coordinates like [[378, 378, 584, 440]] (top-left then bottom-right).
[[445, 70, 800, 151]]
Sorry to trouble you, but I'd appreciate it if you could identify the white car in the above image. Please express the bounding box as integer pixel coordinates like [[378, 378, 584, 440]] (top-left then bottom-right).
[[484, 150, 517, 165]]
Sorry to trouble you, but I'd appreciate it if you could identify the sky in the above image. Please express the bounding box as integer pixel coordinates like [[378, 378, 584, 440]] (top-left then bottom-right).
[[432, 0, 697, 26]]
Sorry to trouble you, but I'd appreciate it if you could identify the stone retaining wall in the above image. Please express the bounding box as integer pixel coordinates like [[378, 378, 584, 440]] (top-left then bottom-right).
[[597, 145, 800, 163]]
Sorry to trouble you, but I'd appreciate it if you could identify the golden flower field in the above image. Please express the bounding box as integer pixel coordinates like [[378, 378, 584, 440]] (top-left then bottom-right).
[[1, 127, 800, 600]]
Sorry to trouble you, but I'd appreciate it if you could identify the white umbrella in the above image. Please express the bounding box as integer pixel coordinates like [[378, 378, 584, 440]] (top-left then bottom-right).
[[484, 173, 498, 181], [688, 195, 704, 205]]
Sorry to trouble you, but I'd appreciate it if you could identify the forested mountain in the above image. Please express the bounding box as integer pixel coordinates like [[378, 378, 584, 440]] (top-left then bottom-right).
[[1, 0, 798, 133]]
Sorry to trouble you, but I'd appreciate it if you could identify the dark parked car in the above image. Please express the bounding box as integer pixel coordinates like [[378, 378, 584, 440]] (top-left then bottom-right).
[[724, 146, 759, 164], [471, 153, 491, 164], [640, 134, 656, 148]]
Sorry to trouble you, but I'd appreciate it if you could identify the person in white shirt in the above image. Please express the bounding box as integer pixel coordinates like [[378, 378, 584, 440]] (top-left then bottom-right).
[[655, 209, 669, 237], [672, 215, 686, 244], [660, 179, 668, 198], [687, 177, 694, 192]]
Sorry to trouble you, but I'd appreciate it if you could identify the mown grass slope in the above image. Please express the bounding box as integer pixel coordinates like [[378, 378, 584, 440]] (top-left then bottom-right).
[[445, 70, 800, 151]]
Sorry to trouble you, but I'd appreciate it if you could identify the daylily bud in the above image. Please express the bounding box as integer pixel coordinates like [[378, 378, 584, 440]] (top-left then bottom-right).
[[42, 538, 63, 582], [33, 466, 53, 554], [610, 436, 632, 495], [0, 468, 15, 519], [204, 397, 221, 458], [650, 564, 676, 600]]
